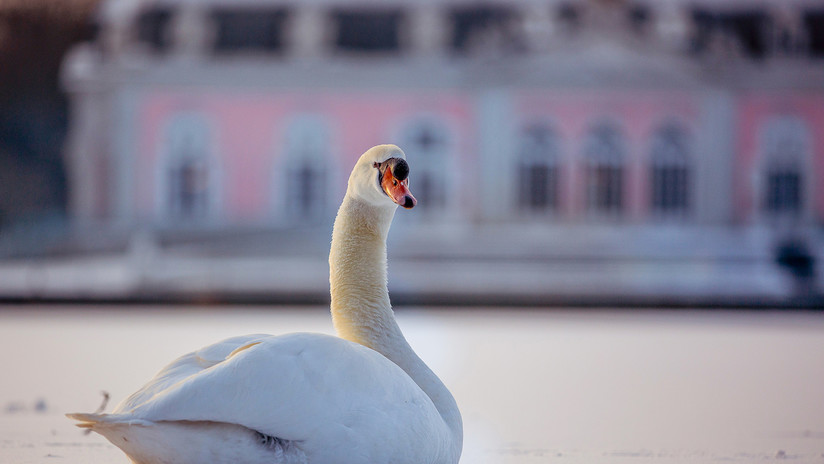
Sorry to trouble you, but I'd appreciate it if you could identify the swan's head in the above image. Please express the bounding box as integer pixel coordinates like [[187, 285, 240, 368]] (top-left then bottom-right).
[[348, 144, 417, 210]]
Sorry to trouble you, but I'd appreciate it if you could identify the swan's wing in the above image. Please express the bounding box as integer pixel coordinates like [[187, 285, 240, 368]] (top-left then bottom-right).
[[115, 333, 446, 460], [115, 333, 271, 412]]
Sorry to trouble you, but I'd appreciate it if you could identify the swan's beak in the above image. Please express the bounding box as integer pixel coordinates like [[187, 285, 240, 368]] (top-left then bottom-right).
[[381, 164, 417, 209]]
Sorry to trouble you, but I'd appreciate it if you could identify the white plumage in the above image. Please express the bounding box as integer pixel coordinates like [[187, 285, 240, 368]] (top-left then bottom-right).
[[67, 144, 462, 464]]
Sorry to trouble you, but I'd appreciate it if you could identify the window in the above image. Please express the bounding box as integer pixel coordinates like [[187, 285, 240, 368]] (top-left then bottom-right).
[[449, 5, 522, 54], [804, 10, 824, 57], [281, 116, 331, 222], [761, 117, 808, 217], [162, 115, 218, 220], [286, 160, 326, 221], [690, 9, 770, 59], [557, 2, 581, 30], [650, 124, 690, 216], [764, 163, 802, 214], [585, 123, 624, 215], [401, 121, 450, 213], [169, 158, 210, 218], [628, 4, 652, 34], [518, 124, 560, 213], [332, 9, 403, 53], [211, 8, 289, 54], [136, 7, 173, 53]]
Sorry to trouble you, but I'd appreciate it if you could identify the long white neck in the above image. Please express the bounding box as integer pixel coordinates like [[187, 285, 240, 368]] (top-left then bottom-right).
[[329, 195, 462, 454]]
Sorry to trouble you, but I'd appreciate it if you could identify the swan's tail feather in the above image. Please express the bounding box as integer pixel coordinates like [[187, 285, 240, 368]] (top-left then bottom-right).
[[66, 412, 106, 429], [66, 412, 152, 430], [66, 391, 115, 430]]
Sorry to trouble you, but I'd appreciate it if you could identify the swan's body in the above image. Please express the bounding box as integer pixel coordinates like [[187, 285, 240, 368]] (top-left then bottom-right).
[[68, 145, 462, 464]]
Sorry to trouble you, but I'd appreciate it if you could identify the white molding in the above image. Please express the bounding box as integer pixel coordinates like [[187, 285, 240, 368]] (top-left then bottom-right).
[[271, 114, 337, 225], [154, 112, 223, 225], [390, 113, 460, 222], [754, 114, 815, 228]]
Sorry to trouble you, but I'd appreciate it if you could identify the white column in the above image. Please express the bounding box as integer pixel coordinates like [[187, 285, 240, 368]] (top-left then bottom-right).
[[409, 5, 447, 57], [522, 3, 553, 53], [62, 46, 107, 224], [98, 0, 141, 57], [477, 90, 516, 222], [655, 3, 689, 51], [696, 90, 735, 225], [171, 4, 209, 59], [290, 5, 326, 58]]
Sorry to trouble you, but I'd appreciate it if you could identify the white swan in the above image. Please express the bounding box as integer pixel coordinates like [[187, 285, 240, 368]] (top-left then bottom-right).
[[67, 144, 463, 464]]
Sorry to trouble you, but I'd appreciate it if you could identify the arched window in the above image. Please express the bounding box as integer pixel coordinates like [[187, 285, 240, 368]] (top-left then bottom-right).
[[761, 117, 808, 218], [161, 114, 219, 221], [401, 120, 450, 213], [517, 124, 560, 213], [650, 124, 691, 216], [764, 159, 802, 214], [281, 116, 331, 223], [584, 123, 624, 215]]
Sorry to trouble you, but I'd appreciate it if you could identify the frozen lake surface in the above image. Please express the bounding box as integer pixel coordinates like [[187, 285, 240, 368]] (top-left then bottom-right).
[[1, 305, 823, 463]]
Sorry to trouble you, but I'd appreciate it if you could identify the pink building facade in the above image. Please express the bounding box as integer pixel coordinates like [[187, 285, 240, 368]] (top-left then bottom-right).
[[69, 85, 823, 229], [735, 93, 824, 224], [61, 0, 824, 294], [126, 90, 476, 226]]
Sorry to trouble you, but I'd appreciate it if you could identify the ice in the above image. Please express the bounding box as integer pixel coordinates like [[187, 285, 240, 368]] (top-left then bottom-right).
[[1, 306, 822, 463]]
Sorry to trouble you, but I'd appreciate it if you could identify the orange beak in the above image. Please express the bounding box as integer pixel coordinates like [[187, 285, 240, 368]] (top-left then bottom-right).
[[381, 165, 416, 209]]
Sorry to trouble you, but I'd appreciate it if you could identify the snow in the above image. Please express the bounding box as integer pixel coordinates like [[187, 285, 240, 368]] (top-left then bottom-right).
[[1, 306, 823, 463]]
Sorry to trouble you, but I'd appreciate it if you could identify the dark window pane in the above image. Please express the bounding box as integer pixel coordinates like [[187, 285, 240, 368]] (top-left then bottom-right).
[[416, 173, 444, 209], [765, 169, 802, 213], [588, 164, 622, 213], [650, 125, 690, 215], [137, 7, 172, 53], [628, 4, 651, 33], [288, 162, 326, 220], [557, 2, 580, 28], [170, 158, 210, 218], [585, 124, 624, 215], [652, 165, 689, 213], [804, 10, 824, 57], [530, 165, 549, 208], [212, 8, 289, 54], [332, 10, 403, 53], [689, 10, 714, 53], [690, 9, 770, 58], [728, 11, 769, 58], [518, 125, 559, 213], [449, 5, 520, 53]]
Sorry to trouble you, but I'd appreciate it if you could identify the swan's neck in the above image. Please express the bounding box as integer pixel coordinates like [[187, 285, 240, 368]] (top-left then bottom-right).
[[329, 195, 462, 452], [329, 196, 395, 346]]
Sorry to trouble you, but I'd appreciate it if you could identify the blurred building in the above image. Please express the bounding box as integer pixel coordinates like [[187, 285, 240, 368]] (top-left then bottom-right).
[[57, 0, 824, 302], [0, 0, 99, 232]]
